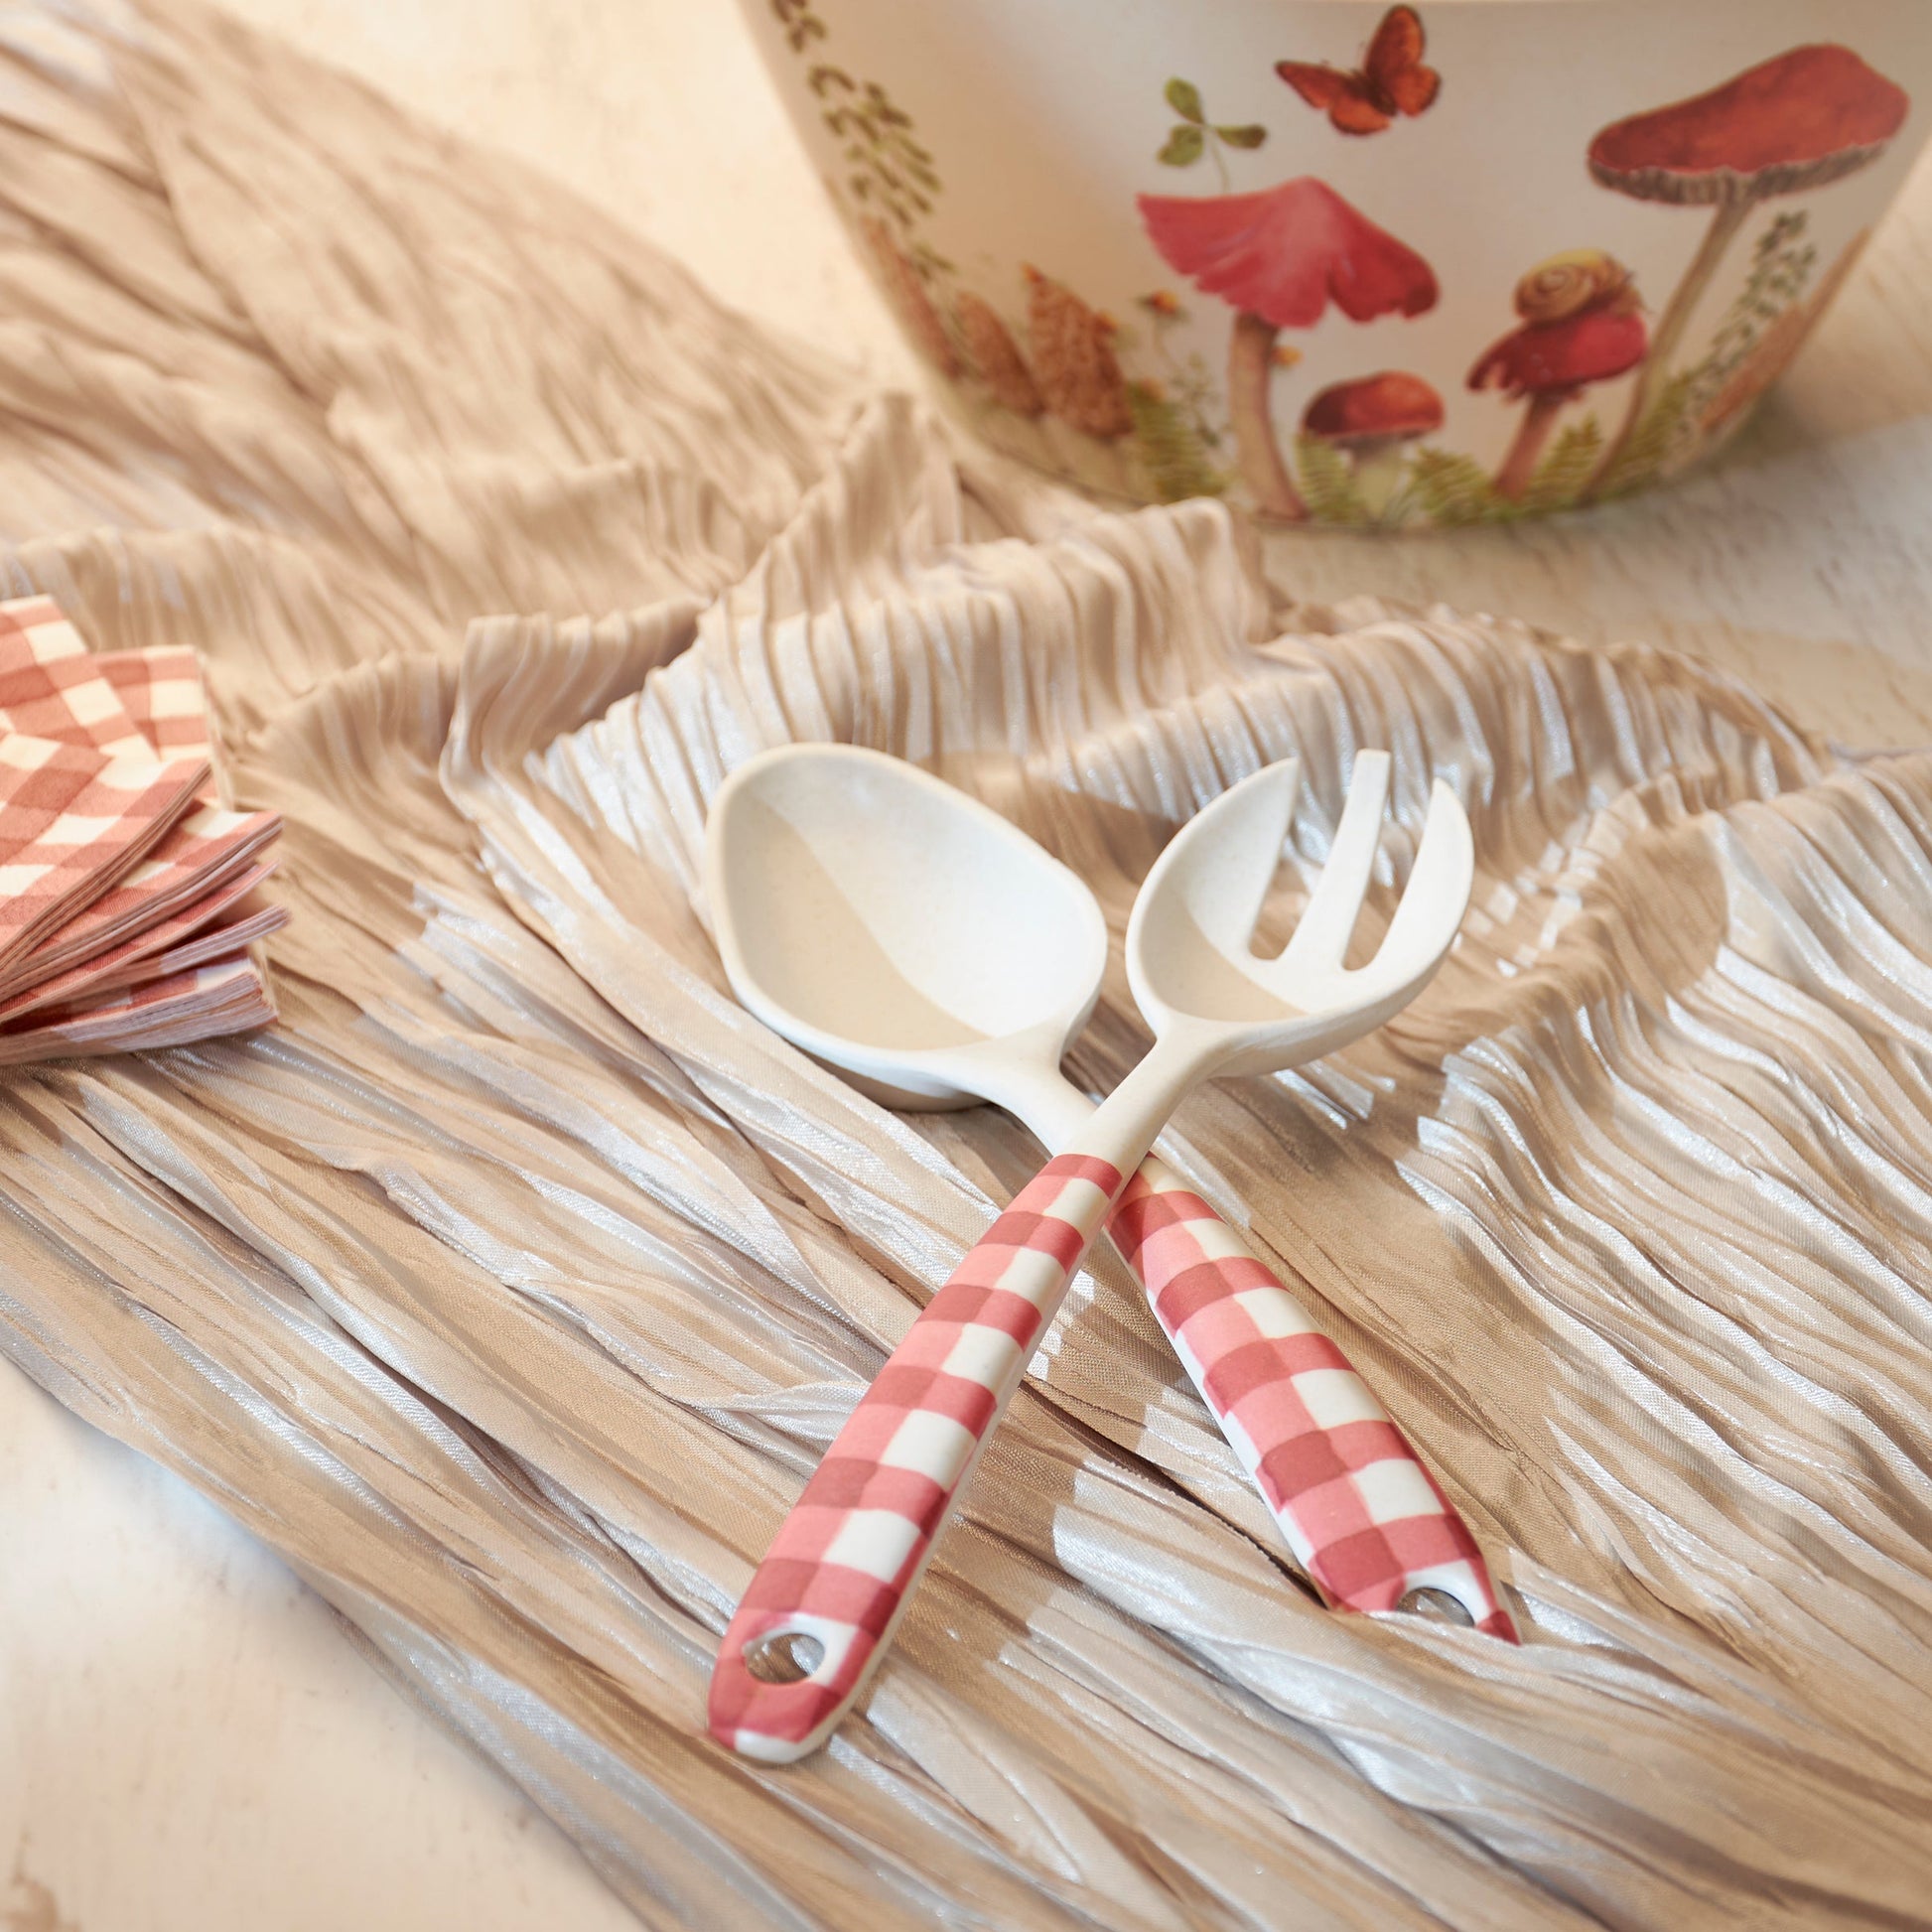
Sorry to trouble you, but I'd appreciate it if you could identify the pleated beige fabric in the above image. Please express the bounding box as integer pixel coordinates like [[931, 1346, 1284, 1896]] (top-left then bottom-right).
[[2, 4, 1931, 1925]]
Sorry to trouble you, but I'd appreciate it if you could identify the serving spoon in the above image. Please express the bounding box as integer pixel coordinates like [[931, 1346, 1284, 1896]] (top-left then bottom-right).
[[706, 746, 1514, 1761]]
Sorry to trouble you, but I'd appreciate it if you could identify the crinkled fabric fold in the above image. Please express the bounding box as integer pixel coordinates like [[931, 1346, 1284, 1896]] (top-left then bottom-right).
[[0, 3, 1928, 1926]]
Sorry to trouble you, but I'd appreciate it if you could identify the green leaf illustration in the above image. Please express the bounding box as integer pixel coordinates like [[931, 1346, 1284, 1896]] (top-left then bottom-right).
[[1164, 77, 1205, 123], [1215, 124, 1268, 149], [1408, 448, 1509, 527], [1596, 370, 1699, 499], [1294, 434, 1372, 526], [1523, 415, 1603, 514], [1158, 124, 1205, 167], [1686, 209, 1820, 435], [1130, 383, 1224, 502], [777, 0, 952, 302]]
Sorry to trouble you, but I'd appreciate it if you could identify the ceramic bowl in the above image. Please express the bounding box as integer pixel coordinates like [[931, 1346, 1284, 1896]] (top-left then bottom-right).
[[742, 0, 1932, 527]]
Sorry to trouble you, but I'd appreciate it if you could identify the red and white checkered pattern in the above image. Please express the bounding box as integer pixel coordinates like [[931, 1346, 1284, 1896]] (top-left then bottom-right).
[[0, 596, 85, 665], [710, 1152, 1124, 1760], [0, 952, 274, 1064], [1108, 1160, 1515, 1638], [0, 598, 282, 1058], [712, 1145, 1518, 1757], [94, 646, 215, 764], [0, 613, 158, 764], [81, 899, 286, 1002], [0, 860, 282, 1021], [0, 736, 208, 974], [0, 652, 152, 759], [9, 801, 280, 988]]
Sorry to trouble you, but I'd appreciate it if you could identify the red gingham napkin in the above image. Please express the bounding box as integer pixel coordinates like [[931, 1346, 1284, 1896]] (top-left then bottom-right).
[[0, 952, 274, 1064], [0, 859, 280, 1021], [94, 646, 218, 774], [0, 735, 209, 976], [0, 597, 284, 1057], [88, 640, 281, 982], [0, 596, 86, 664], [0, 656, 153, 759], [65, 897, 286, 1004], [6, 800, 281, 990], [0, 611, 217, 784]]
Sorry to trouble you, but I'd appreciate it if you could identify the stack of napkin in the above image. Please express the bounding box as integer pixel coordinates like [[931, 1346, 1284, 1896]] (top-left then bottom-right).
[[0, 595, 285, 1063]]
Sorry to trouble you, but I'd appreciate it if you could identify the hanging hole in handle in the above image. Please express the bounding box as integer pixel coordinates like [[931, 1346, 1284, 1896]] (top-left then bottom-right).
[[743, 1627, 826, 1685], [1396, 1587, 1475, 1626]]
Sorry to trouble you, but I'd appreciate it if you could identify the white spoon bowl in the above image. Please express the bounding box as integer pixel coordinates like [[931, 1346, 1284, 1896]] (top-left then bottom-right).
[[708, 744, 1105, 1122]]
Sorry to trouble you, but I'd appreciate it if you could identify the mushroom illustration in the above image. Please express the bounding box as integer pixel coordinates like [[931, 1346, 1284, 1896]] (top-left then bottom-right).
[[1585, 44, 1908, 492], [1468, 250, 1648, 499], [1138, 178, 1438, 519], [1299, 371, 1442, 512]]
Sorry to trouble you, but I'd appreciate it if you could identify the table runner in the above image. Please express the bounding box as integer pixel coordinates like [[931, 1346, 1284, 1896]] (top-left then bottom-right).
[[1, 3, 1930, 1924]]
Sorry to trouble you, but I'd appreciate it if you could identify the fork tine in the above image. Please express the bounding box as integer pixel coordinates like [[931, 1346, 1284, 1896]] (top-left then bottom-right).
[[1279, 751, 1391, 977], [1363, 780, 1474, 992], [1171, 759, 1303, 958]]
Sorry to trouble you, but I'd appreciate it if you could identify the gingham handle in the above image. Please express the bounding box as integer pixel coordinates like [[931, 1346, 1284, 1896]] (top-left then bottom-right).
[[1108, 1158, 1516, 1639], [710, 1152, 1126, 1761]]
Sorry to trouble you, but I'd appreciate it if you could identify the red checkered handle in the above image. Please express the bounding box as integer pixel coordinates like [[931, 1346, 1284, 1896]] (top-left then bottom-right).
[[710, 1152, 1126, 1761], [1108, 1158, 1516, 1640]]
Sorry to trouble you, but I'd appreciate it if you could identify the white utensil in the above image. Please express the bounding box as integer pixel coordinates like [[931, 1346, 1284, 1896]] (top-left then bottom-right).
[[706, 746, 1508, 1761]]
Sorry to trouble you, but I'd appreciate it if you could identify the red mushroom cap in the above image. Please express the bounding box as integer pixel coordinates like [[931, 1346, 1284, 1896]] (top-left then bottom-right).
[[1468, 308, 1649, 397], [1137, 178, 1438, 329], [1589, 45, 1909, 205], [1301, 371, 1444, 444]]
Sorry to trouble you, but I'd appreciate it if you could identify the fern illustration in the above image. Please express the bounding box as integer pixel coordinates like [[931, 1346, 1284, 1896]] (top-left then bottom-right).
[[1130, 383, 1225, 501], [770, 0, 826, 53], [1523, 416, 1603, 514], [1294, 434, 1373, 526], [1690, 210, 1817, 423], [1595, 370, 1699, 499], [1409, 448, 1507, 527], [810, 68, 939, 239]]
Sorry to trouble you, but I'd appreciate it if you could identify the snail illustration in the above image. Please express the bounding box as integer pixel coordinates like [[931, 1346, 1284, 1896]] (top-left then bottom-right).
[[1511, 249, 1638, 326], [1469, 249, 1647, 500]]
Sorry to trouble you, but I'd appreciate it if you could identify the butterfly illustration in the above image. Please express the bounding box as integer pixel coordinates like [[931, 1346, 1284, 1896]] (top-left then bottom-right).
[[1276, 5, 1442, 136]]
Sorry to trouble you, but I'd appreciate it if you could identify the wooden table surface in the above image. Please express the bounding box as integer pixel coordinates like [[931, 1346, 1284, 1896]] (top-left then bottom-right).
[[5, 2, 1931, 1927]]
